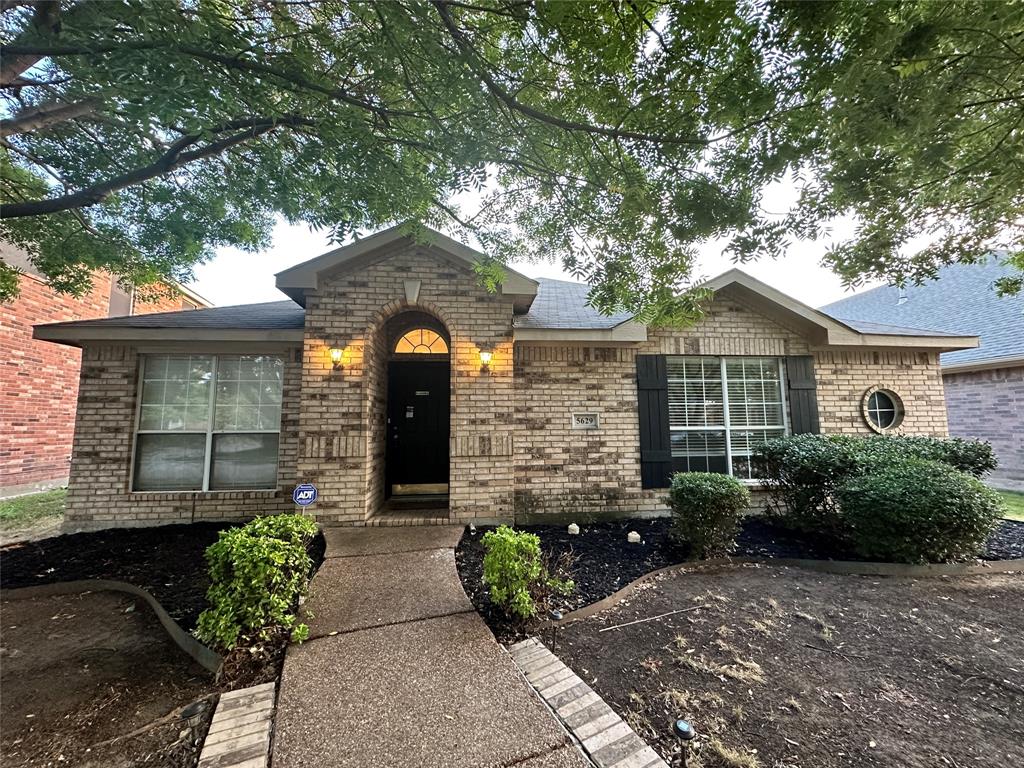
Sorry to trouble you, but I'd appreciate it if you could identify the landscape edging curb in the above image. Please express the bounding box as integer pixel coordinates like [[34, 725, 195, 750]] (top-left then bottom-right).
[[0, 578, 222, 672], [557, 555, 1024, 626]]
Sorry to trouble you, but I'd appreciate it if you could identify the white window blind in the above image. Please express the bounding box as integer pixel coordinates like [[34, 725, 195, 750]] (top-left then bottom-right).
[[666, 356, 788, 479], [133, 354, 284, 491]]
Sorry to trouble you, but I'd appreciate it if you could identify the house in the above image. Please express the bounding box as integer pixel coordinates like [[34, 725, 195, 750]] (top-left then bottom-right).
[[31, 225, 978, 530], [1, 243, 210, 498], [822, 255, 1024, 491]]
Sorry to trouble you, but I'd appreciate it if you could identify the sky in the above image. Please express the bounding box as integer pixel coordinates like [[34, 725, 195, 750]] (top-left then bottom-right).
[[190, 178, 875, 310]]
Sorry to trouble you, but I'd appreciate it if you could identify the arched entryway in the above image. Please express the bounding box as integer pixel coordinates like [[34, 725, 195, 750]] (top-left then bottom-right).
[[382, 311, 451, 506]]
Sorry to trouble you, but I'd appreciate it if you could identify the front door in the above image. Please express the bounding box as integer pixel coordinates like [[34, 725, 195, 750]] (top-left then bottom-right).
[[386, 360, 450, 495]]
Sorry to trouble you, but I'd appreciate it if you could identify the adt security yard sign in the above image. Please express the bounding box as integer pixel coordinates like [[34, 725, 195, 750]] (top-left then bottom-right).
[[293, 483, 318, 506]]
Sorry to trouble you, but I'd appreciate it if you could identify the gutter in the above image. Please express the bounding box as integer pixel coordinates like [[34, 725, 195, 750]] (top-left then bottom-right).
[[941, 354, 1024, 374]]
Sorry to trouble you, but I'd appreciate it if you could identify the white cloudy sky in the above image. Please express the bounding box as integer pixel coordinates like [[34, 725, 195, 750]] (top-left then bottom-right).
[[190, 178, 875, 310]]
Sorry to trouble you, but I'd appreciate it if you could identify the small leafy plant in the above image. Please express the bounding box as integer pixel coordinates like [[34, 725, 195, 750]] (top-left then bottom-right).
[[195, 513, 319, 651], [482, 525, 574, 619], [667, 472, 750, 558]]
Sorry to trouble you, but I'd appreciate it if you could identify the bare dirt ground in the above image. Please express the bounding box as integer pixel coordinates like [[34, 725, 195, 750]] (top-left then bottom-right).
[[1, 590, 215, 768], [556, 564, 1024, 768], [0, 515, 63, 547]]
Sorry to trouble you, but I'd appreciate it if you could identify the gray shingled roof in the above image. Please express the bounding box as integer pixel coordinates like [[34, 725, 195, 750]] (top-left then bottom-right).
[[515, 277, 634, 329], [830, 318, 961, 337], [39, 300, 305, 330], [821, 254, 1024, 367]]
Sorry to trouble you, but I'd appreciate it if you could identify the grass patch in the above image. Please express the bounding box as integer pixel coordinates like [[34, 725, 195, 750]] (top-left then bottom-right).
[[0, 488, 66, 529], [997, 490, 1024, 521]]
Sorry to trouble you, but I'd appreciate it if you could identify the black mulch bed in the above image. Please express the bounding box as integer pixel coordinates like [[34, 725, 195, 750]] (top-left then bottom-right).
[[0, 522, 327, 633], [456, 517, 1024, 642]]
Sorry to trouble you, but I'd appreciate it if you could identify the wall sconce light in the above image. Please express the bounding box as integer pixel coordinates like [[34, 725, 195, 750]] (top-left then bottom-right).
[[479, 347, 493, 374], [329, 347, 344, 371]]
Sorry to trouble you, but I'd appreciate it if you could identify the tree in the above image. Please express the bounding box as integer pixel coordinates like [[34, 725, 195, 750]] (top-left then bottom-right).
[[1, 1, 1021, 316]]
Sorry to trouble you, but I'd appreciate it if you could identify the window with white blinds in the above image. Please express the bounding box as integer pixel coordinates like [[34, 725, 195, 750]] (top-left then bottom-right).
[[666, 356, 788, 479], [133, 354, 284, 491]]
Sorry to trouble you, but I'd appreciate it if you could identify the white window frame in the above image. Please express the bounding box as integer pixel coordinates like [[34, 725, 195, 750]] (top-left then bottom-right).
[[131, 354, 283, 493], [666, 356, 790, 482]]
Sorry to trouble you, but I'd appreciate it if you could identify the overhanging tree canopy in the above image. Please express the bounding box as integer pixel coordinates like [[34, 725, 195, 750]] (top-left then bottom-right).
[[1, 0, 1021, 317]]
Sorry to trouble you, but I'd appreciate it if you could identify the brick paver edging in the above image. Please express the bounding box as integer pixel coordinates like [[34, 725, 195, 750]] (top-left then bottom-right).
[[199, 682, 276, 768], [554, 556, 1024, 627], [0, 578, 221, 672], [509, 638, 667, 768]]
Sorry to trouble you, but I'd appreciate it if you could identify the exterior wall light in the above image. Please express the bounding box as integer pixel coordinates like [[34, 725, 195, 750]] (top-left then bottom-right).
[[479, 348, 493, 374], [329, 347, 344, 371]]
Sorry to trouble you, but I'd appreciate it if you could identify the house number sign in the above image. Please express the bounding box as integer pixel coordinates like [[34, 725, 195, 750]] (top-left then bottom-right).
[[571, 413, 600, 430]]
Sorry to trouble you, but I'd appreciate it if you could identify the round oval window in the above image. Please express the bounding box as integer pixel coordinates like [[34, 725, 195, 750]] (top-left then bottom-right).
[[863, 388, 904, 432]]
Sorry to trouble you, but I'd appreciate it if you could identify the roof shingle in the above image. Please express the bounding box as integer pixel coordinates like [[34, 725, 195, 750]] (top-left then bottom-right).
[[821, 254, 1023, 367], [514, 277, 634, 329]]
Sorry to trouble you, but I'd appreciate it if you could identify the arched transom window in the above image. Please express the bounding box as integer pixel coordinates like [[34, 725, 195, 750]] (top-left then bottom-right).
[[395, 328, 448, 354]]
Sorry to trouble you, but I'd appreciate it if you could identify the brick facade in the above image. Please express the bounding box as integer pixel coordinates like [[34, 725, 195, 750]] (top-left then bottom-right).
[[63, 345, 301, 528], [1, 264, 208, 498], [512, 295, 949, 522], [50, 243, 955, 529], [1, 271, 109, 497], [297, 242, 515, 524], [944, 365, 1024, 490]]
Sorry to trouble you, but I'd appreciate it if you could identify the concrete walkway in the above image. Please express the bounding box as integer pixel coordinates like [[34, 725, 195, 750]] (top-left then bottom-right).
[[272, 526, 591, 768]]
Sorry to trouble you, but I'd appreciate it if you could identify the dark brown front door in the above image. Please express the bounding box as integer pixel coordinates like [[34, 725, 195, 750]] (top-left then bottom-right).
[[386, 360, 450, 495]]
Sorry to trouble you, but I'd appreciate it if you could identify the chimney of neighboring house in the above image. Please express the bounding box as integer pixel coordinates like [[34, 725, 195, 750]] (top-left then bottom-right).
[[897, 286, 908, 305]]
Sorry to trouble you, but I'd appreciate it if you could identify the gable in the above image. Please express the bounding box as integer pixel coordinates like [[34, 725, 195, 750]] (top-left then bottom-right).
[[275, 224, 537, 311]]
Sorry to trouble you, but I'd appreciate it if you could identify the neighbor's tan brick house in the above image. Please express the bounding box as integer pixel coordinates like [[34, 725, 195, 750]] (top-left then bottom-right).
[[33, 226, 977, 530], [1, 243, 210, 498]]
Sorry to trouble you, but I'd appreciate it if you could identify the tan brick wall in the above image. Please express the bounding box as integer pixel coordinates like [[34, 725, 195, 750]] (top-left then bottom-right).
[[814, 349, 948, 436], [297, 241, 515, 524], [512, 295, 948, 521], [63, 344, 301, 529], [56, 264, 951, 528]]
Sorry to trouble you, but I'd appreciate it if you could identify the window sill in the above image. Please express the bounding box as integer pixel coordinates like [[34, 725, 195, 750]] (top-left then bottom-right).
[[129, 488, 281, 496]]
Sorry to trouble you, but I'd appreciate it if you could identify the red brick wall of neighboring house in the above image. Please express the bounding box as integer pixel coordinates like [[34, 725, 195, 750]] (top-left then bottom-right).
[[1, 264, 208, 497], [944, 365, 1024, 491]]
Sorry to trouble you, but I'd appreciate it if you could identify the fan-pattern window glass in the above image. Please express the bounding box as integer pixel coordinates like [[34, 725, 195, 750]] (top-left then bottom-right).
[[134, 354, 284, 491], [667, 356, 788, 480], [395, 328, 448, 354]]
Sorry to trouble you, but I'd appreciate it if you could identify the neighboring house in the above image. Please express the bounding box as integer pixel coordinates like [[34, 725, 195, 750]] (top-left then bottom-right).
[[822, 255, 1024, 491], [1, 243, 210, 498], [33, 226, 977, 530]]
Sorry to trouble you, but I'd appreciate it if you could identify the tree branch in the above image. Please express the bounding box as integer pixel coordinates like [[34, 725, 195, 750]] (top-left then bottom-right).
[[0, 97, 99, 136], [1, 115, 315, 218], [0, 0, 62, 86], [430, 0, 709, 147], [0, 41, 420, 119]]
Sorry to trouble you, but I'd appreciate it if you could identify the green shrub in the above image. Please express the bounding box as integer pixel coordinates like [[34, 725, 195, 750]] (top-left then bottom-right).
[[667, 472, 750, 558], [837, 458, 1003, 563], [195, 514, 319, 651], [482, 525, 574, 619], [753, 434, 997, 537]]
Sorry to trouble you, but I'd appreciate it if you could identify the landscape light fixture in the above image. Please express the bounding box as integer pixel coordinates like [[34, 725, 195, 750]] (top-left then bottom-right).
[[673, 719, 697, 767], [548, 609, 563, 652]]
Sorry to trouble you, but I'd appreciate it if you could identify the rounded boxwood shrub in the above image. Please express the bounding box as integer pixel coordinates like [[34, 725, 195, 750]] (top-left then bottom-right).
[[753, 434, 998, 539], [836, 458, 1003, 563], [668, 472, 751, 559], [195, 513, 319, 651]]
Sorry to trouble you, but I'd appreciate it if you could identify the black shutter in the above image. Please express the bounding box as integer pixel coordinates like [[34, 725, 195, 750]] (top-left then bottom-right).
[[636, 355, 672, 489], [786, 355, 820, 434]]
